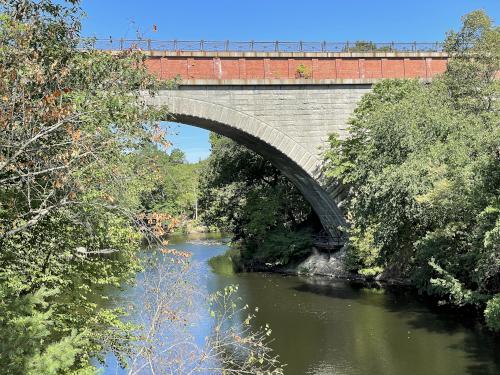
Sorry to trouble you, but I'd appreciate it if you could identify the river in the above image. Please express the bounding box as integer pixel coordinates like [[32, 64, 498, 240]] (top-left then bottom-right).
[[100, 233, 500, 375]]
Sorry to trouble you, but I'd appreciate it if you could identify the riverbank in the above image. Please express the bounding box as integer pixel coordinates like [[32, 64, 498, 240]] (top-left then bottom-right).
[[223, 244, 409, 285], [284, 247, 410, 286], [211, 243, 500, 334]]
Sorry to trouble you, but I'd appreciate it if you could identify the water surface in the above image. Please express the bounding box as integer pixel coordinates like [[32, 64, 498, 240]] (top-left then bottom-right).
[[102, 233, 500, 374]]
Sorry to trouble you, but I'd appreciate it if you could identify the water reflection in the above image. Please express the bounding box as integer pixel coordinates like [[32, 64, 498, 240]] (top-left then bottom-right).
[[207, 247, 499, 375], [100, 234, 500, 375]]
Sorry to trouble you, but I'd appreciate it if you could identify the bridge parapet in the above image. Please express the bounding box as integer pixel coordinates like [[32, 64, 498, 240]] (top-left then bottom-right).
[[87, 39, 448, 83], [142, 50, 448, 83]]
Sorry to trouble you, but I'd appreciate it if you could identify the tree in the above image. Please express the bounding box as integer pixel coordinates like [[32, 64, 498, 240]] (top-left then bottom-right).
[[127, 253, 284, 374], [346, 40, 392, 52], [169, 148, 187, 164], [129, 143, 200, 218], [0, 0, 172, 371], [324, 10, 499, 330], [0, 3, 282, 372], [199, 134, 317, 269]]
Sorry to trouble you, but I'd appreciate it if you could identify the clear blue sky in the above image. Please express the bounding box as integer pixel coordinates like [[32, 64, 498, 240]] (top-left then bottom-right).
[[80, 0, 499, 163]]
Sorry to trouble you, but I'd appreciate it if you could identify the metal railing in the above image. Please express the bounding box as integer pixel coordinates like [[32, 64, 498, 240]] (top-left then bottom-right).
[[313, 230, 346, 249], [81, 39, 445, 53]]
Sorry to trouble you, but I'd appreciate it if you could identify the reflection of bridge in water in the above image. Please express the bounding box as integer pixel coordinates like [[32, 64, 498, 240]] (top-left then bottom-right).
[[100, 39, 450, 241]]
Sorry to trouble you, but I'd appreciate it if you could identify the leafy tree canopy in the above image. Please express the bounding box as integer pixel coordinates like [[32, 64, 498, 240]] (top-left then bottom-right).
[[199, 134, 318, 269], [0, 0, 173, 372], [324, 10, 499, 330]]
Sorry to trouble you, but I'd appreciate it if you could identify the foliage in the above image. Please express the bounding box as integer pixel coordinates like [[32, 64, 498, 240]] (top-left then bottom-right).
[[127, 143, 201, 218], [127, 254, 284, 374], [126, 249, 200, 374], [0, 286, 91, 374], [242, 228, 312, 268], [206, 285, 284, 374], [199, 134, 316, 268], [0, 0, 176, 371], [324, 10, 499, 329], [485, 295, 500, 332], [295, 64, 311, 78], [345, 226, 383, 277], [347, 40, 392, 52], [0, 1, 286, 373]]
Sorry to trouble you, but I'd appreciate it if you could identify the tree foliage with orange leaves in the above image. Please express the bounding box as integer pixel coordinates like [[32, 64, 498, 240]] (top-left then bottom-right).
[[0, 0, 170, 239], [0, 0, 176, 372], [0, 1, 286, 374]]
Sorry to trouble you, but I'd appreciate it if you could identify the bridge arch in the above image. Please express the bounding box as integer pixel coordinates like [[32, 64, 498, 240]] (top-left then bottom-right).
[[143, 90, 347, 240], [134, 48, 450, 242]]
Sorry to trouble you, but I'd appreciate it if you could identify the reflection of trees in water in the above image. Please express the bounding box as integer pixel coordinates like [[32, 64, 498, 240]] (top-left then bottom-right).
[[291, 277, 500, 375], [224, 274, 499, 375], [125, 250, 284, 374], [230, 274, 332, 375]]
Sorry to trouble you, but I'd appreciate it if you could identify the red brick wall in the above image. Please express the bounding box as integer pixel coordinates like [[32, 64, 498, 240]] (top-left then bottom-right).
[[220, 59, 239, 79], [145, 56, 448, 81]]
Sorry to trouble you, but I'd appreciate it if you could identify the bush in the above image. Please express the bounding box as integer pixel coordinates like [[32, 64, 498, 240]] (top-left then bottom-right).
[[199, 134, 317, 269], [243, 228, 313, 268], [484, 295, 500, 332]]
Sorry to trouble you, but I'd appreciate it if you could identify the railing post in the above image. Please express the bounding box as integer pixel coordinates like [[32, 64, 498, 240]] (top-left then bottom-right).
[[250, 40, 254, 51], [275, 40, 279, 52], [173, 39, 177, 50], [225, 40, 229, 51], [299, 41, 303, 52], [321, 41, 326, 52], [120, 38, 123, 50], [413, 41, 416, 52], [148, 39, 151, 51], [346, 41, 350, 52], [200, 40, 204, 51], [391, 41, 395, 52]]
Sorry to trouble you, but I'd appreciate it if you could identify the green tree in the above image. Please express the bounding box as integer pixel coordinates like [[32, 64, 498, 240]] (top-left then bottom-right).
[[0, 0, 170, 371], [324, 10, 499, 330], [199, 134, 317, 269], [0, 1, 285, 372], [129, 143, 200, 218], [169, 147, 187, 164], [347, 40, 392, 52]]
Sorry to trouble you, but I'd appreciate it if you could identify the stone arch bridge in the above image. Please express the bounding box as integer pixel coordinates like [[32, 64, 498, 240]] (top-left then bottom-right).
[[108, 40, 448, 242]]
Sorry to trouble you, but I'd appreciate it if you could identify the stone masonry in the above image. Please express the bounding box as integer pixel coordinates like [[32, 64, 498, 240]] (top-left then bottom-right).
[[144, 84, 370, 240], [141, 51, 449, 241]]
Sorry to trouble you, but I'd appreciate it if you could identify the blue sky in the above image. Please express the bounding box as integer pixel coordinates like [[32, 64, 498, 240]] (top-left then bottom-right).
[[80, 0, 499, 163]]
